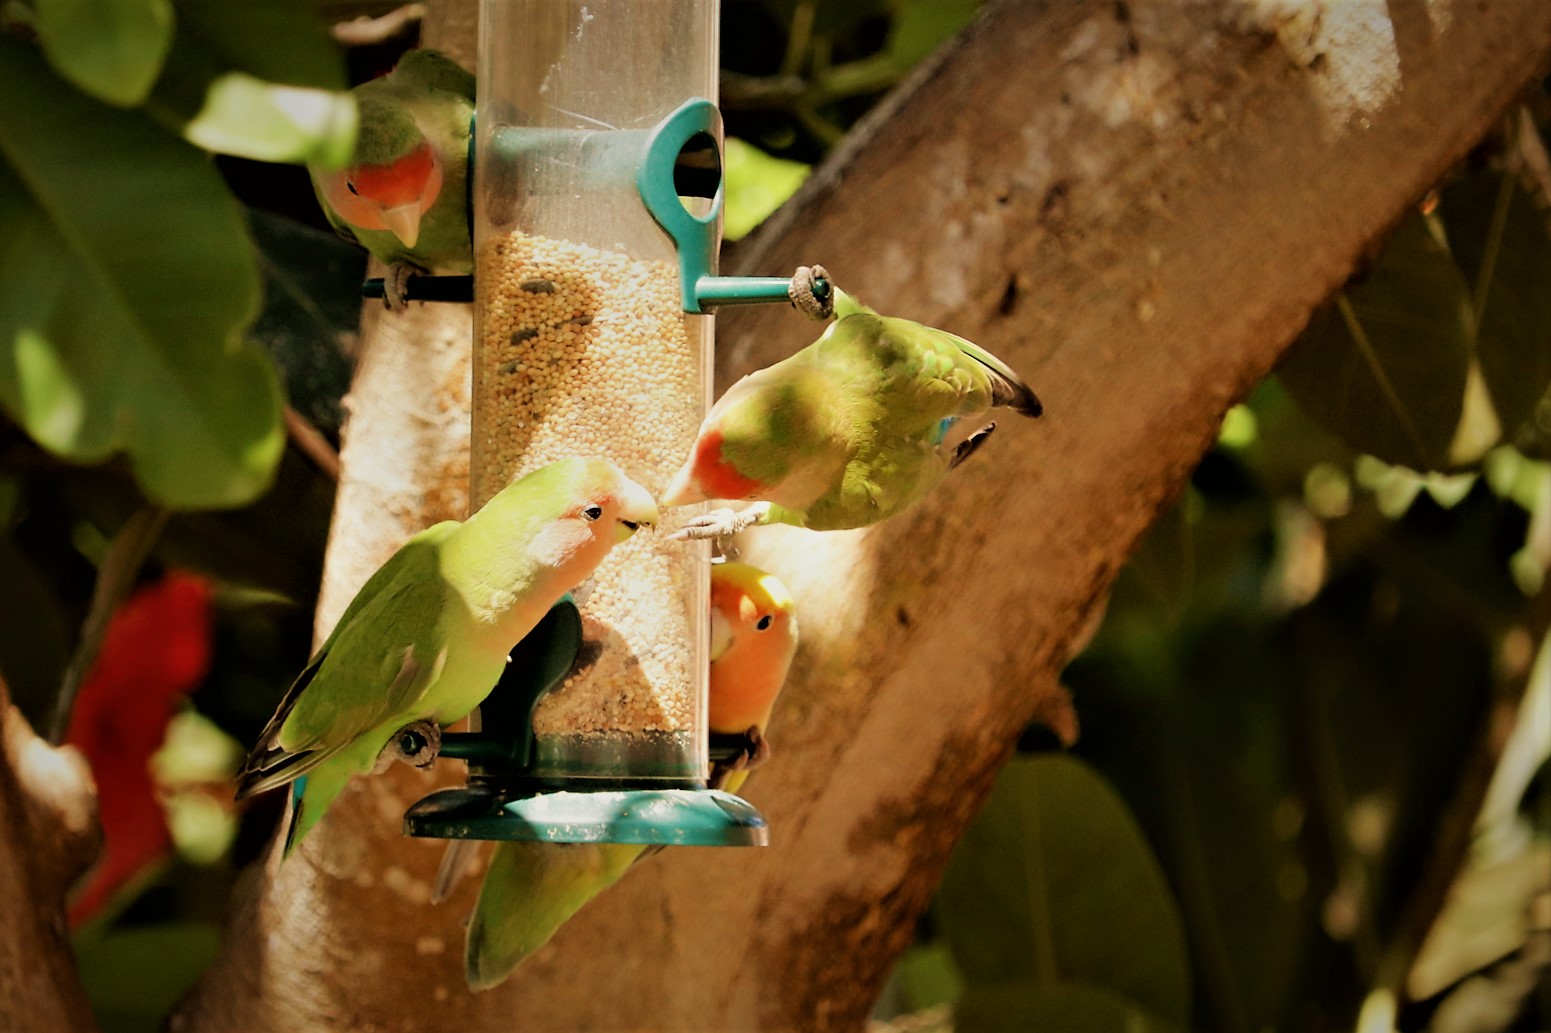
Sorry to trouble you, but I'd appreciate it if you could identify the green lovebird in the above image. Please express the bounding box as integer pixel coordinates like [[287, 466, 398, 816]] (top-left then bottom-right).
[[663, 288, 1042, 539], [460, 562, 799, 991], [234, 457, 659, 856], [308, 48, 474, 308]]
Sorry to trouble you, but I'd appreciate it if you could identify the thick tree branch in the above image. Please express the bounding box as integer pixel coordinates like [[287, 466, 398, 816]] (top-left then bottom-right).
[[179, 1, 1551, 1031], [0, 676, 100, 1033]]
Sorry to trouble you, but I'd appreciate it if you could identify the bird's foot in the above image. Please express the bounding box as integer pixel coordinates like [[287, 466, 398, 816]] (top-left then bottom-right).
[[376, 718, 443, 772], [670, 503, 770, 543], [949, 422, 997, 471], [709, 725, 772, 790], [383, 263, 416, 311]]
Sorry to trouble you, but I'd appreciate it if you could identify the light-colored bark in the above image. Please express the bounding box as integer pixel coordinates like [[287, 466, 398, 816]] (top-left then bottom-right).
[[0, 677, 100, 1033], [168, 1, 1551, 1031]]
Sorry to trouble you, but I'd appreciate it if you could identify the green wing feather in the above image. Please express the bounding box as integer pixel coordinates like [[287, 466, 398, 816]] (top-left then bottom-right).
[[234, 521, 458, 799], [465, 842, 644, 991]]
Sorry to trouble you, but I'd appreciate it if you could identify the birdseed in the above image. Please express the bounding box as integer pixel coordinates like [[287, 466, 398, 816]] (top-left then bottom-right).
[[473, 230, 707, 777]]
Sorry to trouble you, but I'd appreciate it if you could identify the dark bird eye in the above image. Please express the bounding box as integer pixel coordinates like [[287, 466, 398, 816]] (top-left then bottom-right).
[[346, 181, 359, 195], [755, 614, 773, 631], [582, 504, 603, 521]]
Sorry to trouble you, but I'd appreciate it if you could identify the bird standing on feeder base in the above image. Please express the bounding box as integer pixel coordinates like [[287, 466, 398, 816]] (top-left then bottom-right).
[[460, 561, 799, 991], [663, 280, 1042, 540], [233, 457, 658, 856], [308, 49, 475, 311]]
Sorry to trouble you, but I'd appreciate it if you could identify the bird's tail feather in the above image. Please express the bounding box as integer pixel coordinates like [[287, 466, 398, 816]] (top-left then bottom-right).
[[942, 330, 1043, 417]]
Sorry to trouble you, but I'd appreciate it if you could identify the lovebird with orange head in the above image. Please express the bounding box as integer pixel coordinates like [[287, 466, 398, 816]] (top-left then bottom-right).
[[308, 49, 474, 308], [234, 458, 658, 856], [665, 286, 1042, 540], [461, 561, 799, 990]]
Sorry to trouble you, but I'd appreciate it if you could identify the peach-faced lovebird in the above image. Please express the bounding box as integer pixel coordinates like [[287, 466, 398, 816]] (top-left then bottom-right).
[[308, 48, 474, 309], [461, 561, 799, 990], [665, 288, 1041, 539], [234, 458, 658, 856]]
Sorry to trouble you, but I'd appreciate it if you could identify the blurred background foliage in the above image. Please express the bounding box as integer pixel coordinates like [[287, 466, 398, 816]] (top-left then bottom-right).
[[0, 2, 1546, 1031]]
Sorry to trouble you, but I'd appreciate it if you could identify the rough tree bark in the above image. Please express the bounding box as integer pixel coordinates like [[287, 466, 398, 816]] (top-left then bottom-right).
[[149, 0, 1551, 1031], [0, 677, 99, 1033]]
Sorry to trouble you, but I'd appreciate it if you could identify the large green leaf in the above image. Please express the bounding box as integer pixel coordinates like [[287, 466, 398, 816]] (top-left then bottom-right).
[[956, 982, 1184, 1033], [75, 923, 220, 1033], [1440, 170, 1551, 436], [1278, 214, 1474, 471], [937, 755, 1192, 1027], [147, 0, 356, 166], [0, 42, 283, 509], [33, 0, 174, 106]]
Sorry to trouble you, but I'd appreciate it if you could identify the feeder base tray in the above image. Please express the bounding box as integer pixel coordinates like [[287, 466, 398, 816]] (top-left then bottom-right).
[[404, 784, 768, 846]]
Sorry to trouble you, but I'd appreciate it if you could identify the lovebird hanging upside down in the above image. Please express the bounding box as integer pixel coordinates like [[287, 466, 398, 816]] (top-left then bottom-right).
[[461, 561, 799, 991], [234, 457, 658, 856], [308, 48, 474, 310], [663, 286, 1042, 539]]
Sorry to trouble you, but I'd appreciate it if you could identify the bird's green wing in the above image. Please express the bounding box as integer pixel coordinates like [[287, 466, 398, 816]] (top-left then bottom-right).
[[465, 841, 643, 990], [390, 49, 477, 103], [234, 521, 459, 797]]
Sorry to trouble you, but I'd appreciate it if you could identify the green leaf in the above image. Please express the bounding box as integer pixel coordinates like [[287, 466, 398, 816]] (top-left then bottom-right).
[[1440, 170, 1551, 436], [724, 138, 810, 241], [33, 0, 174, 106], [887, 0, 980, 69], [937, 755, 1192, 1026], [0, 533, 72, 728], [955, 982, 1184, 1033], [1278, 214, 1474, 470], [169, 0, 346, 89], [181, 73, 356, 166], [75, 923, 220, 1032], [146, 0, 355, 165], [0, 41, 283, 509]]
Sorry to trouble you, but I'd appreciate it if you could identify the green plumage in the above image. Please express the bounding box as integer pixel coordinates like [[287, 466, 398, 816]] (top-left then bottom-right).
[[710, 288, 1041, 531], [235, 458, 653, 855], [465, 841, 643, 991], [309, 49, 474, 273]]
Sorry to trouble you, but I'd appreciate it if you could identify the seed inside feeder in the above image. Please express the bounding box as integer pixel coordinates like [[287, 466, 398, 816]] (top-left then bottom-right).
[[474, 230, 708, 779]]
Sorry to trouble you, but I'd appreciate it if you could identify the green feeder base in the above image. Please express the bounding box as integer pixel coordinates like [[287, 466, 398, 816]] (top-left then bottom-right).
[[404, 785, 767, 847]]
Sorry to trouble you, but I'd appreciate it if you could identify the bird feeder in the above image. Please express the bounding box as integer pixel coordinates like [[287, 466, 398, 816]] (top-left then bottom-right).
[[403, 0, 819, 847]]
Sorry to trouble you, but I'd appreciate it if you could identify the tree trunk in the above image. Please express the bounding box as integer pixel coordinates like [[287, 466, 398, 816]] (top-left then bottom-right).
[[0, 676, 100, 1033], [162, 1, 1551, 1031]]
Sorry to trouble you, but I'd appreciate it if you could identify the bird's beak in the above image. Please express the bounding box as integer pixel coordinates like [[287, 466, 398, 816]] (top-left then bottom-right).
[[661, 461, 706, 508], [614, 479, 660, 543], [708, 604, 734, 663], [379, 203, 422, 248]]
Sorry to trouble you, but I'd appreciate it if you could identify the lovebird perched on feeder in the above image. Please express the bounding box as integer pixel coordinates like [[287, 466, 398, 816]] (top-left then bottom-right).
[[664, 285, 1042, 538], [308, 48, 474, 310], [234, 458, 658, 856], [461, 562, 798, 990]]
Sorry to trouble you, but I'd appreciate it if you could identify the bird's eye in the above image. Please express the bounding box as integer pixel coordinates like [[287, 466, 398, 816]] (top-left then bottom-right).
[[582, 504, 603, 521], [755, 614, 774, 631], [346, 181, 359, 196]]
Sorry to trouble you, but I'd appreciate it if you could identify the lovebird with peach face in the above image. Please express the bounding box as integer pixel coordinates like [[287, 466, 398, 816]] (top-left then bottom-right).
[[234, 458, 658, 856], [665, 287, 1042, 539], [460, 561, 799, 990], [308, 49, 474, 308]]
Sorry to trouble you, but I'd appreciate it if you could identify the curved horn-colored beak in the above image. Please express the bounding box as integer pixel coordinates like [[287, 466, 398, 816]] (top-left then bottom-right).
[[614, 478, 660, 542], [661, 461, 705, 508], [708, 604, 734, 663], [379, 203, 422, 248]]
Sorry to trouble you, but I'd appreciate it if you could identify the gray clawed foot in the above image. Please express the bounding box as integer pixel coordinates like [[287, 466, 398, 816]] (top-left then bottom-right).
[[384, 263, 415, 311], [709, 724, 771, 791], [670, 504, 768, 542], [375, 718, 442, 772]]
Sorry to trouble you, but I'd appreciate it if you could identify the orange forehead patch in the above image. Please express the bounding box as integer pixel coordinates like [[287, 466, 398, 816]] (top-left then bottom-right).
[[349, 143, 435, 208]]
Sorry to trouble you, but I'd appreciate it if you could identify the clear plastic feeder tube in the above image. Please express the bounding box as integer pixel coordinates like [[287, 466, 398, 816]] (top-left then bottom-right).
[[473, 0, 716, 782]]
